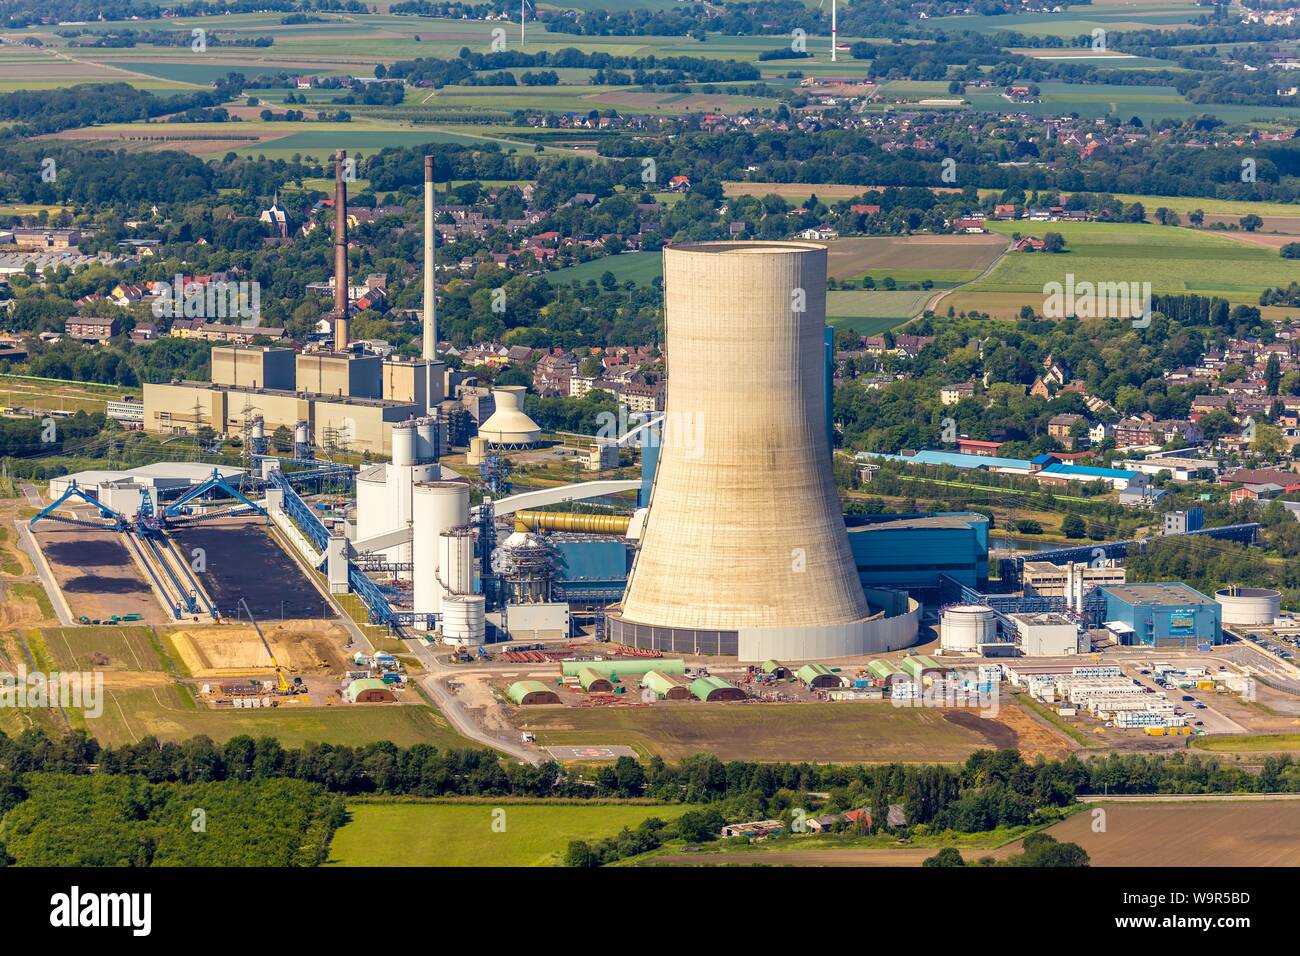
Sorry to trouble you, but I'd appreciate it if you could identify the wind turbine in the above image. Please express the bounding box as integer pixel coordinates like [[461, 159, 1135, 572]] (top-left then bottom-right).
[[521, 0, 533, 47]]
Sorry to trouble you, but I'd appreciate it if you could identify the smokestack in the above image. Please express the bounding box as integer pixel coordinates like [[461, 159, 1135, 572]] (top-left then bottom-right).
[[333, 149, 350, 351], [423, 155, 436, 361]]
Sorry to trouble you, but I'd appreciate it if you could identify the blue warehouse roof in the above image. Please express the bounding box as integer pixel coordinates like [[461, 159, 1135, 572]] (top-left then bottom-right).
[[859, 450, 1033, 472], [1040, 462, 1139, 480]]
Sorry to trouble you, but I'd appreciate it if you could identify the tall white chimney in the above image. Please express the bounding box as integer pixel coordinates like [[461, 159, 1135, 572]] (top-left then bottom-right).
[[423, 155, 436, 361]]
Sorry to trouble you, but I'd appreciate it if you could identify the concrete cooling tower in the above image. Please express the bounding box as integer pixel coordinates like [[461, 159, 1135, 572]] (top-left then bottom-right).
[[477, 386, 541, 449], [607, 241, 917, 662]]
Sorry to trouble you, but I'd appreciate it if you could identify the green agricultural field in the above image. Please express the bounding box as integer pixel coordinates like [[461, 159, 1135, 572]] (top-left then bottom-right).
[[328, 801, 692, 866], [931, 3, 1205, 38], [545, 251, 662, 286], [963, 221, 1298, 303], [89, 686, 477, 749], [41, 626, 169, 673], [827, 290, 933, 332]]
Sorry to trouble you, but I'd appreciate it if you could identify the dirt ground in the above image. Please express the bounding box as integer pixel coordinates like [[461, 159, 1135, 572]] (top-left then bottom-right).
[[1046, 801, 1300, 867], [169, 620, 351, 678], [32, 521, 164, 623]]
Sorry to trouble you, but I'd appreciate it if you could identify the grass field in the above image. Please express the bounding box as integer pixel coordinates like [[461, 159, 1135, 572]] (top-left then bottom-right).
[[91, 685, 476, 749], [545, 251, 663, 286], [826, 290, 933, 332], [1192, 733, 1300, 753], [327, 801, 692, 866], [959, 220, 1298, 305], [513, 699, 1071, 762]]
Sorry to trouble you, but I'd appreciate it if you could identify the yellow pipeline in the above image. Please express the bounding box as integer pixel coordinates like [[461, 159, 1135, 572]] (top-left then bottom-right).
[[513, 510, 631, 535]]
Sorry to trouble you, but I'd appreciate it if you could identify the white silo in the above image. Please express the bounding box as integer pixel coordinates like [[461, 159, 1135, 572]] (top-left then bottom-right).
[[441, 594, 486, 645], [1215, 587, 1281, 627], [412, 481, 470, 629], [388, 421, 419, 564], [415, 417, 438, 463], [940, 604, 998, 654], [437, 526, 475, 601]]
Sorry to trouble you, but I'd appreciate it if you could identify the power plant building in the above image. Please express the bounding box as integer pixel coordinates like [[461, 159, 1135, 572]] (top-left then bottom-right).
[[142, 379, 419, 456], [846, 512, 989, 593], [1099, 583, 1221, 647], [608, 242, 919, 661], [210, 345, 295, 391]]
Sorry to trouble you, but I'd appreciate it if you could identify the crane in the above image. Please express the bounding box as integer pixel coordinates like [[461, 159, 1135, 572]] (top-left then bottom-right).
[[239, 598, 296, 694]]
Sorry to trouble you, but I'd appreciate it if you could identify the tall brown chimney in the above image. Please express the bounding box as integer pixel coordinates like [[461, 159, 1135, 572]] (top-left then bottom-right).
[[333, 149, 350, 351]]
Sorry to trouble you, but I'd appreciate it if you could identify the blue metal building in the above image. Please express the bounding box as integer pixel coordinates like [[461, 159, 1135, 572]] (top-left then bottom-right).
[[553, 537, 633, 602], [1099, 582, 1221, 647], [845, 512, 989, 592]]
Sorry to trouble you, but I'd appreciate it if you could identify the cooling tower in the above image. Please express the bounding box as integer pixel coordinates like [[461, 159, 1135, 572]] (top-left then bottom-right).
[[477, 386, 541, 448], [610, 242, 904, 661]]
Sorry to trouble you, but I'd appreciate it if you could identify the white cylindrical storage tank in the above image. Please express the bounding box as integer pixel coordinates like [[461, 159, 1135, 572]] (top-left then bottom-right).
[[391, 420, 417, 468], [412, 481, 470, 628], [355, 469, 386, 547], [416, 417, 438, 463], [1215, 588, 1280, 627], [250, 417, 265, 441], [437, 527, 474, 599], [940, 604, 998, 653], [441, 594, 486, 644], [294, 421, 310, 446]]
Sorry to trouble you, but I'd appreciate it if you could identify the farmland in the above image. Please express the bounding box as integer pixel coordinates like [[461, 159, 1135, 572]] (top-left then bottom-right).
[[327, 801, 692, 866], [1043, 800, 1300, 867], [951, 221, 1300, 314], [88, 685, 475, 749], [512, 699, 1074, 763]]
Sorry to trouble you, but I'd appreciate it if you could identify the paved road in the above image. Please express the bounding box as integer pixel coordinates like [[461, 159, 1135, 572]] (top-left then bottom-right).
[[401, 636, 546, 765], [12, 519, 75, 627]]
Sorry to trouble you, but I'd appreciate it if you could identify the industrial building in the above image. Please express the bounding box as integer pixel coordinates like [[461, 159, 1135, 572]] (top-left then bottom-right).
[[49, 462, 245, 500], [576, 667, 615, 693], [143, 379, 421, 456], [1008, 612, 1082, 656], [847, 512, 989, 593], [607, 242, 920, 661], [1099, 583, 1221, 647], [797, 663, 843, 688], [1022, 560, 1125, 599], [689, 675, 746, 702], [346, 678, 396, 703]]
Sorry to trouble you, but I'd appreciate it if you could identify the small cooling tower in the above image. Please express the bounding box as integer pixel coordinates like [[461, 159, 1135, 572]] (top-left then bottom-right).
[[477, 386, 541, 448]]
